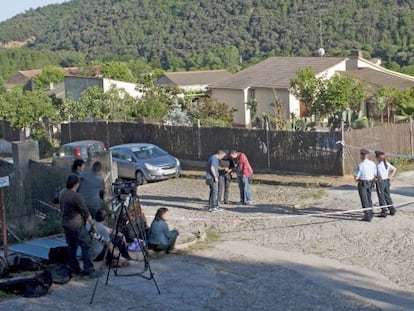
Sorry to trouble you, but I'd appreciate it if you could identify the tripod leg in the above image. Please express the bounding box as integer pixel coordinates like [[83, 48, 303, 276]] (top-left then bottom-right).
[[125, 195, 161, 294], [89, 276, 100, 304], [105, 206, 125, 284]]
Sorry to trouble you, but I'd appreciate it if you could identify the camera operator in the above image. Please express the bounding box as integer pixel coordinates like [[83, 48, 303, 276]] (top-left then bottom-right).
[[78, 161, 105, 219], [89, 208, 132, 267], [148, 208, 179, 254], [60, 174, 98, 277]]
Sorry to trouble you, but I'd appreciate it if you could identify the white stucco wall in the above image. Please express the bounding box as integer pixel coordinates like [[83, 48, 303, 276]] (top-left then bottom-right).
[[253, 88, 298, 120], [104, 79, 144, 99], [211, 88, 249, 126], [316, 60, 348, 79]]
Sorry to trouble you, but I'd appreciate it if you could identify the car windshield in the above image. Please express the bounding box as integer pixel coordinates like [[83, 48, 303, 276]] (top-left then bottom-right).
[[132, 145, 168, 159]]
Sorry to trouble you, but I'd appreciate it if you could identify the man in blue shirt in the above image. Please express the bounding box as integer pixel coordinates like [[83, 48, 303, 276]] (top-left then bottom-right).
[[205, 150, 226, 212], [354, 148, 377, 221]]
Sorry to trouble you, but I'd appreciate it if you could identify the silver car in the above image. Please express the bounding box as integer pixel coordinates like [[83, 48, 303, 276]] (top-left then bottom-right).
[[110, 143, 181, 184]]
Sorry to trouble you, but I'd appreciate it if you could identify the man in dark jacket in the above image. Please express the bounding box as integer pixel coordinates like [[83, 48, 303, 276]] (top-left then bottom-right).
[[60, 174, 98, 277]]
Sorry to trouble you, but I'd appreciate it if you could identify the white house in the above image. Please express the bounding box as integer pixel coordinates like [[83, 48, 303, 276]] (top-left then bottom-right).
[[209, 50, 414, 127]]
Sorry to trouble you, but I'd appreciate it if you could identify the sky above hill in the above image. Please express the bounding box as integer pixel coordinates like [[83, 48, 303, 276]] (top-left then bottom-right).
[[0, 0, 69, 22]]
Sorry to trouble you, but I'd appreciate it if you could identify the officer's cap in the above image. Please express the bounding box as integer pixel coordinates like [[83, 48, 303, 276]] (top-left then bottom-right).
[[375, 150, 385, 158], [360, 148, 370, 154]]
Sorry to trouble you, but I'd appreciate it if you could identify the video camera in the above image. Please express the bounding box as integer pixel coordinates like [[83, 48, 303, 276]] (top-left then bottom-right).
[[112, 179, 138, 196]]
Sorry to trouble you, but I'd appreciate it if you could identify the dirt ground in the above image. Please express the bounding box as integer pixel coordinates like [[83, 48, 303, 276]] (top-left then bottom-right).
[[139, 173, 414, 293], [1, 172, 413, 310]]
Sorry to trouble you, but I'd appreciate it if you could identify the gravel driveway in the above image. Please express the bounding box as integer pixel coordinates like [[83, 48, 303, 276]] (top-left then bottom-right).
[[1, 173, 413, 310]]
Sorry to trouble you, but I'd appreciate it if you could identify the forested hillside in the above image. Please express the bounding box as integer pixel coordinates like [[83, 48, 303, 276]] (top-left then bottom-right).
[[0, 0, 413, 74]]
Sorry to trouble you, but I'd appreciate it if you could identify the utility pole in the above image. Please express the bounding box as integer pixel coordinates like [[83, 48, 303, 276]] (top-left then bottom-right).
[[0, 176, 10, 259]]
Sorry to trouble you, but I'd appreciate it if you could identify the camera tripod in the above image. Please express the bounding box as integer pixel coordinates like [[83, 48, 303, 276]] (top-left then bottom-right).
[[90, 191, 160, 304]]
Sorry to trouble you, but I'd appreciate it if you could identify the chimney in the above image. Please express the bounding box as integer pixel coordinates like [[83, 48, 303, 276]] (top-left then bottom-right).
[[346, 49, 363, 70], [350, 49, 363, 58]]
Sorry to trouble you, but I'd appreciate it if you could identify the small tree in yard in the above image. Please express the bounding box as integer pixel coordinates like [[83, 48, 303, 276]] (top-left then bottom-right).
[[391, 87, 414, 119], [131, 86, 171, 123], [0, 87, 57, 144], [373, 87, 397, 122], [290, 68, 366, 128], [289, 67, 323, 117], [188, 97, 234, 127], [319, 74, 365, 117]]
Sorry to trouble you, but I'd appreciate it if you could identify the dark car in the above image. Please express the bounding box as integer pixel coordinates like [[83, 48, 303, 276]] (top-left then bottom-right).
[[110, 143, 181, 184], [54, 140, 107, 161]]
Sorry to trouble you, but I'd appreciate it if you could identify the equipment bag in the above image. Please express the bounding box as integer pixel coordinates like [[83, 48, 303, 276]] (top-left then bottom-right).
[[45, 264, 70, 284]]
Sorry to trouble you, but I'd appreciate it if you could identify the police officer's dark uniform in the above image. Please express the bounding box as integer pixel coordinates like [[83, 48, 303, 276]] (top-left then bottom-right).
[[354, 148, 377, 221], [375, 150, 397, 217]]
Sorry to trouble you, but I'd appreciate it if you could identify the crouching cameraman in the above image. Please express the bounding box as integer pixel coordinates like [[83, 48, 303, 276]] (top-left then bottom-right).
[[89, 208, 132, 266], [148, 208, 179, 254]]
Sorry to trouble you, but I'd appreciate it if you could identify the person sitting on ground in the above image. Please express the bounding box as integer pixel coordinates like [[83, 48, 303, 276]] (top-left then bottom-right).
[[148, 208, 179, 254], [89, 208, 132, 267]]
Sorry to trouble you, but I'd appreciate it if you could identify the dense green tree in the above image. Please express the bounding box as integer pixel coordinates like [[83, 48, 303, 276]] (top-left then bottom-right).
[[290, 69, 366, 119], [320, 75, 365, 116], [393, 88, 414, 118], [1, 0, 413, 75], [131, 86, 171, 123], [33, 65, 64, 89], [75, 86, 136, 121], [101, 61, 135, 82], [0, 48, 85, 81], [59, 97, 89, 122], [0, 77, 6, 94], [289, 67, 323, 116], [0, 87, 56, 135]]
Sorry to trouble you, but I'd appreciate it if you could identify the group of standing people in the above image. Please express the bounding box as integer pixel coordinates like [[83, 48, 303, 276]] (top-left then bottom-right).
[[205, 149, 253, 212], [354, 148, 397, 222]]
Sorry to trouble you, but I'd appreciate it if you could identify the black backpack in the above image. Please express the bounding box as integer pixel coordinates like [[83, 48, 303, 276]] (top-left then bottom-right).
[[45, 264, 70, 284]]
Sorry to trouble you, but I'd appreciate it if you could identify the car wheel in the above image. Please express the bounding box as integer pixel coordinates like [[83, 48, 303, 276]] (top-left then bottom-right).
[[136, 171, 147, 185]]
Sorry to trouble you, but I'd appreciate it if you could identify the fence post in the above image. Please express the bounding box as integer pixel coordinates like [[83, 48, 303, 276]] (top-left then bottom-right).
[[197, 119, 202, 160], [410, 116, 414, 156], [341, 121, 345, 176], [106, 120, 110, 148], [265, 120, 271, 171], [68, 117, 72, 143]]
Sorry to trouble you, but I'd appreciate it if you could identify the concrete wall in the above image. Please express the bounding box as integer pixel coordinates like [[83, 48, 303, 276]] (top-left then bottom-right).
[[65, 76, 103, 100], [211, 88, 249, 126]]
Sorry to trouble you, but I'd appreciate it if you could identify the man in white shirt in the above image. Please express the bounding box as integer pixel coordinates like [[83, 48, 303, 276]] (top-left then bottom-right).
[[354, 148, 377, 222], [375, 150, 397, 217]]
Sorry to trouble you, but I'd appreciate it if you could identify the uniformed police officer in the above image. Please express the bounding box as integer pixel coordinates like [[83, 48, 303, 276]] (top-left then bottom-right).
[[354, 148, 377, 221], [375, 150, 397, 217]]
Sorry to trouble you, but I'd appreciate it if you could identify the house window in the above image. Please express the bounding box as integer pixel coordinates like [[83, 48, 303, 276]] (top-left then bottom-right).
[[248, 88, 256, 100]]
